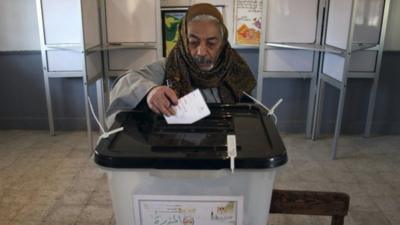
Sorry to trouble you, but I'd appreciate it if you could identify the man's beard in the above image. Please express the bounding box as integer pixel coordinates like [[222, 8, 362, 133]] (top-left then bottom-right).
[[193, 56, 214, 71]]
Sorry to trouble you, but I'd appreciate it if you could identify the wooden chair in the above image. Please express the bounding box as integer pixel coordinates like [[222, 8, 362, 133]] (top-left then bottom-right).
[[269, 189, 350, 225]]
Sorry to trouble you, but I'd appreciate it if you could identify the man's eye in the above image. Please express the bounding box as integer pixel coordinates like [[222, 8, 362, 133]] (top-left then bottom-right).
[[189, 41, 198, 47], [207, 42, 216, 47]]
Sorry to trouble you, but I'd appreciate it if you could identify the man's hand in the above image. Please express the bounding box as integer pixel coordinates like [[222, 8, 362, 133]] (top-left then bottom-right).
[[146, 86, 179, 116]]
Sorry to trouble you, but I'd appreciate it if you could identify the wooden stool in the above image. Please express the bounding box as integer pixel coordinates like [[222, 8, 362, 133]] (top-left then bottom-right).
[[269, 189, 350, 225]]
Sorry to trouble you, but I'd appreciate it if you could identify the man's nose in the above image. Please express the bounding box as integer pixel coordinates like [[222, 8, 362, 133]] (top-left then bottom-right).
[[196, 43, 207, 56]]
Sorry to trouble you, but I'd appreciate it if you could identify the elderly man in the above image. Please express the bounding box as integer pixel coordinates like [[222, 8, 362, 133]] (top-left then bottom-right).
[[106, 3, 256, 126]]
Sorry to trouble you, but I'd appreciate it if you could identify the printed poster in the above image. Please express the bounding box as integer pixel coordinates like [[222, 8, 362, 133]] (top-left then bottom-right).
[[161, 10, 186, 57], [235, 0, 263, 45], [134, 195, 244, 225]]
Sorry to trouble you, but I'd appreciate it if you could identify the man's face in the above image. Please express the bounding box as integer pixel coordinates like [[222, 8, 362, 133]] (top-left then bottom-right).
[[187, 20, 223, 71]]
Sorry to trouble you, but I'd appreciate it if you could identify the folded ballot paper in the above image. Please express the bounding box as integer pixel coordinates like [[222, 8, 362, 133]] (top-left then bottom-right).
[[164, 89, 210, 124]]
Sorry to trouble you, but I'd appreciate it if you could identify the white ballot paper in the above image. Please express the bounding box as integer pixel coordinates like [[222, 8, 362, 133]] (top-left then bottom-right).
[[164, 89, 211, 124]]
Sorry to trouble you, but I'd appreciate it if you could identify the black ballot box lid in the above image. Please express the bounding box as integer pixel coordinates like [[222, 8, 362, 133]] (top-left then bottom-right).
[[95, 104, 288, 169]]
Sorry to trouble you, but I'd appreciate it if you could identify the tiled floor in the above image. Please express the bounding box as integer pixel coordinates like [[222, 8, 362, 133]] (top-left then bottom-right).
[[0, 130, 399, 225]]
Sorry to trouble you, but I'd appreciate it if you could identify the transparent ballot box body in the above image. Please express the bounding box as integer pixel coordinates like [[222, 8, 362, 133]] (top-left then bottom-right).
[[95, 104, 287, 225]]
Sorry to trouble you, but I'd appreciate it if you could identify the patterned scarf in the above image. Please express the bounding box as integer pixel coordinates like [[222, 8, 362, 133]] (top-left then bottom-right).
[[164, 3, 256, 103]]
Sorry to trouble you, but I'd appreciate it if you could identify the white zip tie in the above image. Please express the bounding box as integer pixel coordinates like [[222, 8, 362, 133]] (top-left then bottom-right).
[[87, 96, 105, 134], [268, 98, 283, 116], [87, 97, 124, 143], [242, 91, 283, 124]]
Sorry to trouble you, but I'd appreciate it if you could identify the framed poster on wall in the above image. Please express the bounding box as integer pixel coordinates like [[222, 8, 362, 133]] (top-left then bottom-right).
[[234, 0, 263, 46], [161, 9, 187, 57]]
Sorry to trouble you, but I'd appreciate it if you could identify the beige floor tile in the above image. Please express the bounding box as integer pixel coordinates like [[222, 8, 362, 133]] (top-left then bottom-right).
[[29, 139, 69, 150], [65, 175, 98, 193], [0, 189, 34, 205], [349, 210, 392, 225], [0, 176, 14, 191], [52, 163, 82, 175], [43, 204, 83, 224], [0, 219, 12, 225], [352, 170, 385, 184], [46, 171, 76, 185], [78, 165, 105, 180], [359, 182, 399, 197], [323, 168, 358, 184], [349, 195, 380, 211], [291, 160, 331, 183], [109, 215, 117, 225], [9, 176, 47, 192], [41, 176, 72, 192], [12, 203, 51, 222], [379, 171, 400, 188], [0, 203, 23, 221], [371, 196, 400, 213], [55, 131, 93, 149], [95, 174, 110, 192], [0, 156, 18, 169], [1, 137, 36, 150], [9, 220, 43, 225], [66, 148, 92, 160], [21, 165, 53, 179], [342, 214, 357, 225], [88, 189, 112, 206], [384, 211, 400, 225], [274, 163, 303, 183], [275, 181, 337, 192], [31, 186, 65, 205], [75, 204, 113, 225], [332, 182, 369, 197], [1, 164, 29, 181], [57, 189, 92, 205], [75, 222, 107, 225], [267, 214, 331, 225], [39, 220, 77, 225], [284, 148, 314, 161], [345, 158, 382, 173]]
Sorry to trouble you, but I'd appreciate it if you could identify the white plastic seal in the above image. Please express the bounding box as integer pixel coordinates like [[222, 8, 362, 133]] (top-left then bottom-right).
[[87, 96, 124, 145], [227, 134, 237, 173]]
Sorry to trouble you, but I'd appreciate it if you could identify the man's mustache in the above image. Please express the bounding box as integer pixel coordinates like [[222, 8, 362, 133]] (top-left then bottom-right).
[[193, 56, 213, 65]]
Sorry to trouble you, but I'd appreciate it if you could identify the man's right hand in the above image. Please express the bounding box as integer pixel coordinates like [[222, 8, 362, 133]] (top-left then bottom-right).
[[146, 86, 179, 116]]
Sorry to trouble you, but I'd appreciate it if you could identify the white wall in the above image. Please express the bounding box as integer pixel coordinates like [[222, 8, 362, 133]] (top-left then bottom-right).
[[0, 0, 40, 51], [0, 0, 399, 51], [384, 0, 400, 50]]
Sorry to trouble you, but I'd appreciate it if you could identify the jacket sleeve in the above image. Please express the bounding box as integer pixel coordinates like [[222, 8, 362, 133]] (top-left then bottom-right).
[[105, 59, 166, 128]]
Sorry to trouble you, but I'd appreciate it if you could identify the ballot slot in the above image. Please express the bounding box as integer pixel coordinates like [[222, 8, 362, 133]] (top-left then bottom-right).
[[150, 113, 238, 153], [153, 116, 234, 133]]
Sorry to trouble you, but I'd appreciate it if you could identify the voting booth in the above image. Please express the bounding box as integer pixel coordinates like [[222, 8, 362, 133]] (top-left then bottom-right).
[[258, 0, 391, 159], [36, 0, 104, 150], [35, 0, 163, 151], [99, 0, 162, 77], [95, 104, 287, 225], [312, 0, 391, 159]]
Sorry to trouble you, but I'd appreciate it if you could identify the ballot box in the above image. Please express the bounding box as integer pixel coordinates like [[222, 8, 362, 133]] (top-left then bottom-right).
[[95, 104, 287, 225]]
